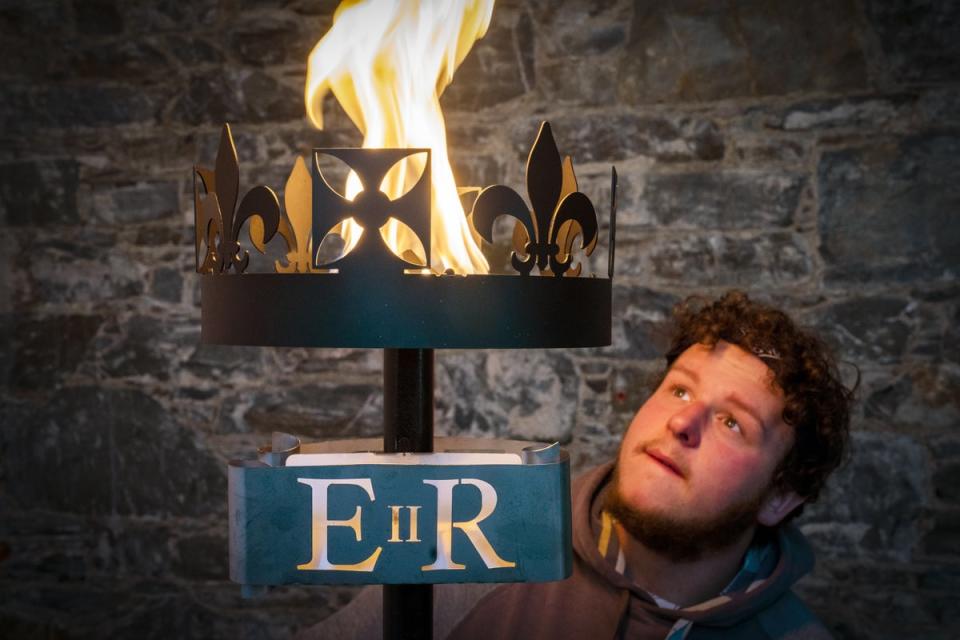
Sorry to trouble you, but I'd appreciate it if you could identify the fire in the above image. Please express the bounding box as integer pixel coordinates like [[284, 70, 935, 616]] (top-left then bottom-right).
[[305, 0, 494, 274]]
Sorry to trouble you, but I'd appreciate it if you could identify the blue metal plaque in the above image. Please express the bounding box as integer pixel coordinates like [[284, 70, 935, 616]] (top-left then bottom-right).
[[229, 437, 572, 586]]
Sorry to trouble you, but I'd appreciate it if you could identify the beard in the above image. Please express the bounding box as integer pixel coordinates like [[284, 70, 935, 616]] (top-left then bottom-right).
[[603, 463, 769, 563]]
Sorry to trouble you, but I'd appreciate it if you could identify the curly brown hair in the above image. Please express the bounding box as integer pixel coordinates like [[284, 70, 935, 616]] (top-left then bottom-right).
[[663, 290, 855, 520]]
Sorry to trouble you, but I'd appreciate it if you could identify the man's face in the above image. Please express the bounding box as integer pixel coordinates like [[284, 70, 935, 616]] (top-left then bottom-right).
[[615, 340, 796, 533]]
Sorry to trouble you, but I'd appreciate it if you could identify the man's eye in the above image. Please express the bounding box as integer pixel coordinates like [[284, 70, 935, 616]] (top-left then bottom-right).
[[724, 416, 743, 434]]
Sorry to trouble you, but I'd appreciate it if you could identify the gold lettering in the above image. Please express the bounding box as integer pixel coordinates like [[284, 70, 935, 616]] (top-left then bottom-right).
[[297, 478, 382, 572], [422, 479, 463, 570], [388, 505, 403, 542], [406, 505, 421, 543], [455, 479, 515, 569], [421, 478, 515, 571], [388, 505, 422, 543]]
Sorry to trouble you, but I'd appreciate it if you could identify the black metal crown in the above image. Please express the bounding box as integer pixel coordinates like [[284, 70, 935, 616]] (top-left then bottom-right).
[[194, 122, 615, 279]]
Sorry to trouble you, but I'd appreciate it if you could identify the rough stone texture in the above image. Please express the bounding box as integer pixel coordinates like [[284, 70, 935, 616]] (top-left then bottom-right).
[[149, 265, 183, 303], [818, 133, 960, 285], [779, 95, 913, 132], [1, 388, 225, 517], [618, 0, 868, 105], [0, 1, 957, 638], [800, 431, 929, 563], [618, 231, 815, 287], [813, 296, 913, 365], [865, 0, 960, 84], [0, 160, 80, 226], [89, 181, 180, 224], [863, 366, 960, 431], [9, 313, 103, 389], [442, 5, 534, 111], [639, 170, 805, 229], [608, 285, 679, 360], [216, 382, 383, 438], [435, 350, 578, 443], [512, 112, 725, 164], [2, 83, 165, 131], [170, 69, 304, 126]]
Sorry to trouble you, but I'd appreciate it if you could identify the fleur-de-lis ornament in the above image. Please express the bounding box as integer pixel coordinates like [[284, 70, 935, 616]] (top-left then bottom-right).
[[274, 156, 320, 273], [470, 122, 598, 277], [194, 124, 281, 274]]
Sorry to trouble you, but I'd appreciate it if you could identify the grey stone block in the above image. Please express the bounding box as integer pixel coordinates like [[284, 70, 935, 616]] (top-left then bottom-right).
[[17, 230, 145, 305], [173, 533, 228, 580], [2, 84, 159, 130], [610, 363, 664, 420], [934, 462, 960, 504], [617, 231, 813, 286], [90, 180, 179, 224], [814, 296, 912, 365], [98, 314, 191, 381], [171, 70, 303, 126], [609, 285, 678, 360], [641, 170, 805, 230], [162, 33, 225, 67], [449, 153, 506, 190], [9, 314, 102, 390], [865, 0, 960, 84], [262, 346, 382, 377], [864, 367, 960, 430], [75, 0, 124, 36], [919, 566, 960, 591], [818, 133, 960, 285], [217, 383, 382, 439], [67, 38, 168, 80], [514, 112, 724, 164], [150, 266, 183, 303], [119, 0, 218, 34], [619, 0, 867, 104], [436, 350, 577, 443], [0, 314, 12, 385], [780, 95, 911, 132], [1, 388, 226, 517], [90, 519, 178, 580], [441, 8, 533, 111], [537, 57, 619, 107], [530, 0, 630, 57], [800, 430, 929, 562], [229, 14, 315, 67], [917, 87, 960, 126], [923, 508, 960, 557], [730, 137, 807, 167], [0, 159, 80, 226]]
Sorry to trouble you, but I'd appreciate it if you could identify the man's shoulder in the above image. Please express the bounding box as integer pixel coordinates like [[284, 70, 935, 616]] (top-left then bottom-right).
[[754, 590, 833, 640]]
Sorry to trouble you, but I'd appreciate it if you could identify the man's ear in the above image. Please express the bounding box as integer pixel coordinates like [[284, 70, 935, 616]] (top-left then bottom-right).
[[757, 490, 805, 527]]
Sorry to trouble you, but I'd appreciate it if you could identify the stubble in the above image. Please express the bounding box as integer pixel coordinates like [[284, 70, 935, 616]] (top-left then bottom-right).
[[603, 464, 769, 563]]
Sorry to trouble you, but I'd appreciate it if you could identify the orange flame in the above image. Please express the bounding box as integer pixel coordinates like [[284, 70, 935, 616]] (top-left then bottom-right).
[[306, 0, 494, 274]]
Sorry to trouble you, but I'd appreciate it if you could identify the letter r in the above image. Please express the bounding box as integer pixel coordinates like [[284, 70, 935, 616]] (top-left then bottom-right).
[[421, 478, 516, 571]]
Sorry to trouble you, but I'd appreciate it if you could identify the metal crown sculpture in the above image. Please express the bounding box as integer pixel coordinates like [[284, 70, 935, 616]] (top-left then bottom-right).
[[194, 121, 616, 350]]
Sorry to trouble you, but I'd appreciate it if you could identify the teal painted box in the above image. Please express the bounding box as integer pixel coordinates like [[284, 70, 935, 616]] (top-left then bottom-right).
[[229, 437, 573, 586]]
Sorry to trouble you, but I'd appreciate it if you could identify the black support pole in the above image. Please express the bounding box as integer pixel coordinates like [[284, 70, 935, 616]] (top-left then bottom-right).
[[383, 348, 434, 640]]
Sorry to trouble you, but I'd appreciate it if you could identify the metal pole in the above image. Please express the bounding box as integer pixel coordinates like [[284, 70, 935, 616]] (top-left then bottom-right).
[[383, 348, 434, 640]]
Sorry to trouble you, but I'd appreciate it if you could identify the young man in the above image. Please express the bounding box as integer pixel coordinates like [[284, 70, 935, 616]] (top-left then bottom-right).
[[301, 291, 854, 639]]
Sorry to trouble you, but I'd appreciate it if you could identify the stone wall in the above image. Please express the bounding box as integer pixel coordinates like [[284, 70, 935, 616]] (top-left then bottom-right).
[[1, 0, 958, 638]]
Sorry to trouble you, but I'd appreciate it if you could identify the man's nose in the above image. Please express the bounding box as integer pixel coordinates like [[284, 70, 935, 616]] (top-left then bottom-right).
[[667, 401, 706, 447]]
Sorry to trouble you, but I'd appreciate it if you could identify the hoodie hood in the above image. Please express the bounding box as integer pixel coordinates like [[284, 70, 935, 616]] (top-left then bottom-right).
[[571, 462, 816, 630]]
